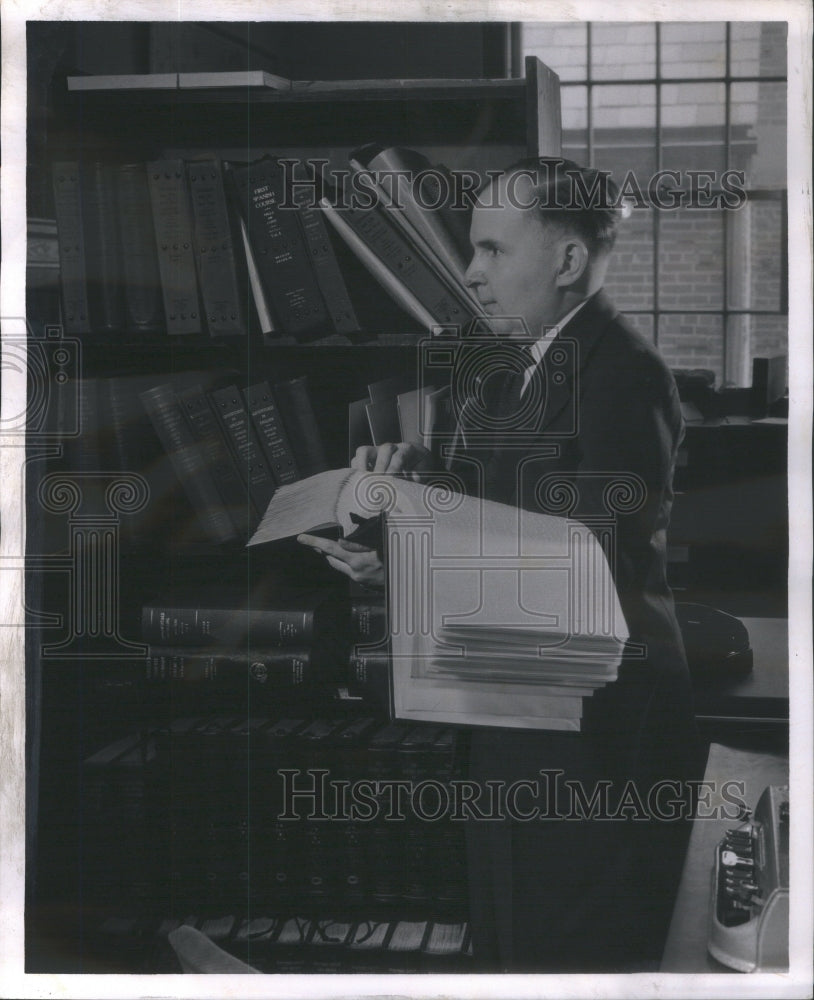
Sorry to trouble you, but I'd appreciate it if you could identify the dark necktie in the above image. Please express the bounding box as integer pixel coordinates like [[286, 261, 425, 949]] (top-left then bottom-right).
[[447, 342, 539, 496]]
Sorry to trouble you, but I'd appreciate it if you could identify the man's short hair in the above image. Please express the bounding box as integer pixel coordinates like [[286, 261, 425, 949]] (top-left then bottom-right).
[[491, 157, 622, 255]]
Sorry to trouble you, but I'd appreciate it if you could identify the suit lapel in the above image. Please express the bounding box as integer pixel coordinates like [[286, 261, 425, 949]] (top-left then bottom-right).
[[535, 290, 619, 434]]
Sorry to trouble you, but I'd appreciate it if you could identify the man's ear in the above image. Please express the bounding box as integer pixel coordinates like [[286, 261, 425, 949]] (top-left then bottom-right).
[[555, 238, 589, 287]]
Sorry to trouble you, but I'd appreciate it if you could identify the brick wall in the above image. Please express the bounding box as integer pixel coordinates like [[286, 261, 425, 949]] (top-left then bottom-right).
[[523, 20, 787, 385]]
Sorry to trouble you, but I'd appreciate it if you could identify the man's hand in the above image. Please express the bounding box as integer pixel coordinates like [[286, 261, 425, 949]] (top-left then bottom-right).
[[351, 442, 435, 477], [296, 534, 385, 589]]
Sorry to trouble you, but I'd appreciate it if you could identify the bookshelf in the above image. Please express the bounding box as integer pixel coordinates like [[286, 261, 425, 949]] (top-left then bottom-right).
[[27, 51, 562, 973]]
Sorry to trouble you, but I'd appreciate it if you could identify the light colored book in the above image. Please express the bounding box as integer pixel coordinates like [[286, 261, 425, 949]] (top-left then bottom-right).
[[178, 70, 290, 90], [67, 73, 178, 91]]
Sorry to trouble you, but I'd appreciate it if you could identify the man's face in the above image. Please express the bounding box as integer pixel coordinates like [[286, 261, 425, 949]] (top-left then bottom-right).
[[465, 175, 563, 338]]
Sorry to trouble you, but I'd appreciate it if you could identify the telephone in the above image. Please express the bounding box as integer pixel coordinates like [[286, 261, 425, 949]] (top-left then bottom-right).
[[708, 784, 789, 972]]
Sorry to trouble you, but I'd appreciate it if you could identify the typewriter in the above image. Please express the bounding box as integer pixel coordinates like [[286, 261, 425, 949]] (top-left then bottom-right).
[[708, 784, 789, 972]]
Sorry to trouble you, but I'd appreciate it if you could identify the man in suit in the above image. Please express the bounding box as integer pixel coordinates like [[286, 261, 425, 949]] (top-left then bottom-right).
[[299, 158, 701, 970]]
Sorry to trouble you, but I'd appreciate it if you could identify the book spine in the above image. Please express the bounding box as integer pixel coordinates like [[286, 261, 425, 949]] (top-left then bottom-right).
[[295, 719, 348, 902], [147, 647, 318, 689], [348, 647, 393, 717], [139, 383, 237, 544], [228, 158, 330, 341], [319, 197, 437, 329], [208, 385, 277, 519], [253, 717, 308, 906], [289, 165, 362, 339], [331, 198, 475, 328], [146, 159, 203, 335], [141, 604, 314, 647], [176, 385, 252, 539], [271, 376, 329, 477], [51, 162, 92, 334], [117, 162, 164, 334], [398, 725, 446, 903], [350, 600, 388, 645], [367, 721, 412, 901], [186, 159, 245, 338], [82, 160, 125, 333], [243, 382, 300, 486]]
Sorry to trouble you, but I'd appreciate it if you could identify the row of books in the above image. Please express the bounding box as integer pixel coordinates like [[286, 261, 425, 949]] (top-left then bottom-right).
[[58, 373, 328, 548], [93, 911, 473, 975], [51, 146, 480, 344], [140, 375, 327, 543], [141, 583, 355, 711], [78, 714, 468, 913]]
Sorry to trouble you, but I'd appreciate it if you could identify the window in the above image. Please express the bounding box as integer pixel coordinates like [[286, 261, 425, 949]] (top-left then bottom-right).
[[519, 21, 787, 386]]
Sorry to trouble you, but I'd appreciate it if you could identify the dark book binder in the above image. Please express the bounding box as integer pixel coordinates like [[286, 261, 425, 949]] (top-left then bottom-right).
[[139, 382, 237, 544], [208, 385, 277, 521], [187, 159, 245, 338], [51, 162, 91, 334], [117, 162, 164, 334], [348, 647, 393, 716], [289, 163, 363, 340], [242, 382, 300, 487], [367, 721, 412, 902], [271, 376, 329, 477], [229, 157, 330, 341], [147, 159, 203, 335], [176, 385, 252, 540], [82, 161, 125, 333], [328, 194, 476, 328], [141, 585, 342, 648]]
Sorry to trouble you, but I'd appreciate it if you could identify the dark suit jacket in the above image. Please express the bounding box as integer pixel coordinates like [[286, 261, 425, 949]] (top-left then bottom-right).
[[456, 291, 701, 971]]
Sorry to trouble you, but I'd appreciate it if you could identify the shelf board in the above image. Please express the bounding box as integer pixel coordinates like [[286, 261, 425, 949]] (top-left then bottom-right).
[[60, 76, 526, 107]]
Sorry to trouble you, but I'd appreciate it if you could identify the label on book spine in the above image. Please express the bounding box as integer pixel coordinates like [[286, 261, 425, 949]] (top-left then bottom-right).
[[52, 162, 91, 334], [141, 604, 315, 646], [147, 159, 202, 335], [117, 163, 164, 333], [243, 382, 300, 486], [187, 160, 245, 338], [229, 158, 330, 341], [209, 385, 277, 518]]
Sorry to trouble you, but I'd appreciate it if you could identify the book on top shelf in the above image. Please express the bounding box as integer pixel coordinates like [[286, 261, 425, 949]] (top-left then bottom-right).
[[248, 468, 629, 730]]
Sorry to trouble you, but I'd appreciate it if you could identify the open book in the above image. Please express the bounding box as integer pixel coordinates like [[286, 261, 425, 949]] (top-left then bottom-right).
[[249, 469, 629, 730]]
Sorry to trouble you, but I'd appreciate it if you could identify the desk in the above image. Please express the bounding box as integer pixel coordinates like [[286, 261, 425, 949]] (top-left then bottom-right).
[[692, 618, 788, 748], [660, 742, 788, 972]]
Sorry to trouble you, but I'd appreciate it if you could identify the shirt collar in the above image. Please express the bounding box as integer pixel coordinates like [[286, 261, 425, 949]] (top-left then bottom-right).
[[529, 297, 591, 367]]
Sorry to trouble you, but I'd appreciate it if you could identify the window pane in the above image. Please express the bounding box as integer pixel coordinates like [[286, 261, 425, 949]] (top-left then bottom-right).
[[604, 206, 655, 310], [658, 314, 725, 383], [731, 22, 787, 77], [560, 85, 588, 163], [730, 81, 787, 187], [728, 197, 784, 312], [725, 314, 788, 387], [658, 209, 725, 310], [592, 84, 657, 178], [521, 22, 587, 82], [661, 23, 727, 79], [590, 22, 656, 80], [661, 82, 727, 175]]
